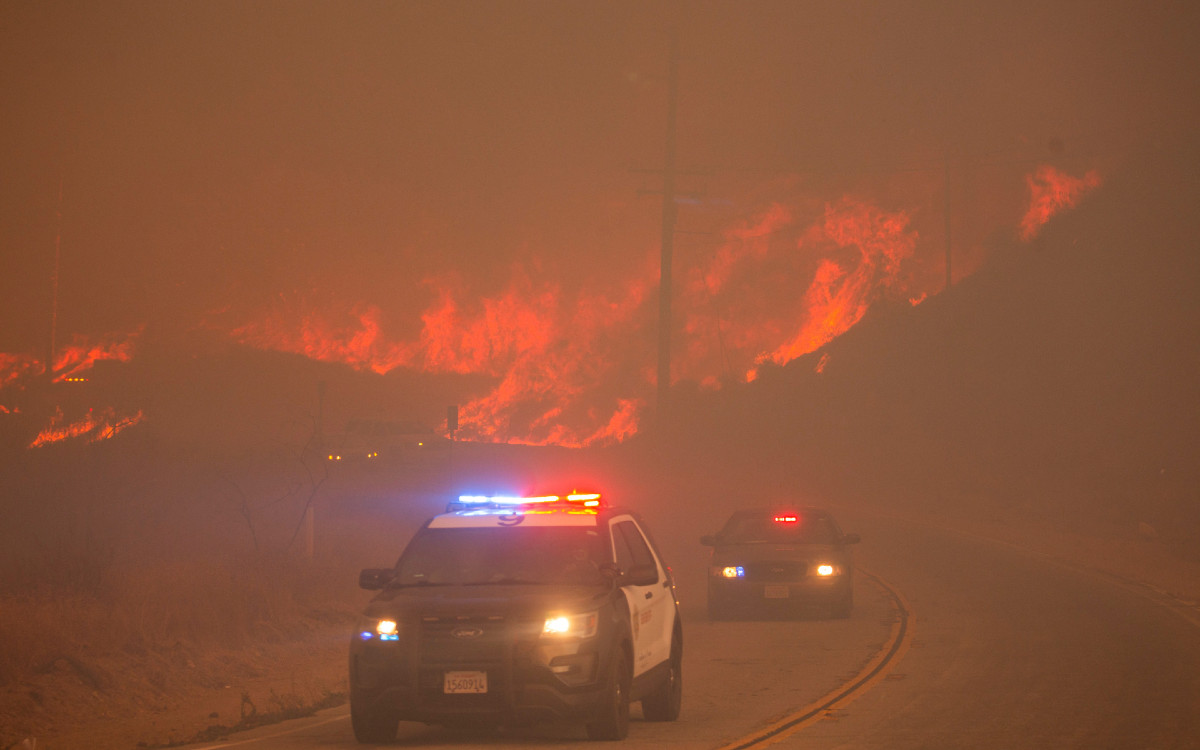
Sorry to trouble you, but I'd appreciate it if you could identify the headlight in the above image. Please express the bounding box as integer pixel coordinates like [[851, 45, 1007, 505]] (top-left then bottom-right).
[[542, 611, 598, 638], [814, 563, 840, 577], [359, 618, 400, 641]]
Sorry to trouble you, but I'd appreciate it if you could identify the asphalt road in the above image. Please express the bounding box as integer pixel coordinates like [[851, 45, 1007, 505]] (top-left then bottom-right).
[[181, 511, 1200, 749]]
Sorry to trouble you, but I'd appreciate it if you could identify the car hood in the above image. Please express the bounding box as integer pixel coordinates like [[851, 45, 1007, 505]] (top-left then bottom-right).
[[711, 543, 845, 564], [363, 584, 610, 620]]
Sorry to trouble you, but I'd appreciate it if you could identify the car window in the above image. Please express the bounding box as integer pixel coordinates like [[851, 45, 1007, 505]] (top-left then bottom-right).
[[612, 520, 658, 581], [393, 527, 608, 586], [720, 514, 839, 544]]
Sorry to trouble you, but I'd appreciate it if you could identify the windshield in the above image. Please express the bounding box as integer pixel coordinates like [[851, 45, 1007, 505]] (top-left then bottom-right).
[[392, 526, 609, 586], [720, 514, 840, 544]]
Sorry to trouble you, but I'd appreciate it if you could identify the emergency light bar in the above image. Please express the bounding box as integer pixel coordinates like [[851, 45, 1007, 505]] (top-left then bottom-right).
[[456, 495, 559, 505], [446, 492, 603, 512]]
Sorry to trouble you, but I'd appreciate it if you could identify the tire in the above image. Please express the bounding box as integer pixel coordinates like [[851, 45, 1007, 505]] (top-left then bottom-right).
[[640, 631, 682, 722], [350, 689, 399, 744], [707, 587, 729, 621], [587, 647, 631, 740], [829, 584, 853, 620]]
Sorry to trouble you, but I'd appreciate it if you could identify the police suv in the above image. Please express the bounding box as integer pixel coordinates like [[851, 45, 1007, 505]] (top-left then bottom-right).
[[349, 492, 683, 742]]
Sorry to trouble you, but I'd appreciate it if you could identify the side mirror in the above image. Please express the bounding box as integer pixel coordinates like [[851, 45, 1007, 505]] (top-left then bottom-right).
[[700, 534, 717, 547], [621, 564, 659, 587], [842, 533, 861, 545], [359, 568, 394, 590]]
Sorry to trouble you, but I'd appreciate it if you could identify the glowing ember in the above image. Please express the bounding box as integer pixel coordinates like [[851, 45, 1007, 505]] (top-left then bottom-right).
[[1020, 165, 1102, 240]]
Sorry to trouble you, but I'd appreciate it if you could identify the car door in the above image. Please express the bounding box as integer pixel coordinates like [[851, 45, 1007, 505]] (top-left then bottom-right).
[[610, 516, 673, 677]]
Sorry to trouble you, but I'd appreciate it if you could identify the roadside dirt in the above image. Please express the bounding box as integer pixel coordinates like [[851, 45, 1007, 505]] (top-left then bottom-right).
[[0, 621, 350, 750]]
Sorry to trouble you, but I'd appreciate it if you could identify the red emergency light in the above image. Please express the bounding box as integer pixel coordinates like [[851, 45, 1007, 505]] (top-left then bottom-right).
[[773, 514, 799, 524]]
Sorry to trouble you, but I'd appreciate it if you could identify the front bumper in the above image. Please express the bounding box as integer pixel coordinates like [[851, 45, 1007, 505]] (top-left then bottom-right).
[[708, 574, 850, 606], [349, 618, 612, 726]]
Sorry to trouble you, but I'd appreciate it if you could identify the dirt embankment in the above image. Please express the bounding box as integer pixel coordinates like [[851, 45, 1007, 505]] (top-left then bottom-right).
[[0, 443, 440, 750], [1, 621, 349, 750]]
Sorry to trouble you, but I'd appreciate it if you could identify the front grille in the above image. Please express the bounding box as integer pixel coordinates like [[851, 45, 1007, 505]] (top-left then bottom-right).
[[743, 561, 804, 582], [419, 615, 508, 665], [417, 614, 510, 712]]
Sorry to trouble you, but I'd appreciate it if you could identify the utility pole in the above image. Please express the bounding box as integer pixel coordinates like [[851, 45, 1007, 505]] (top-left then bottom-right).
[[316, 380, 327, 453], [944, 150, 953, 292], [657, 29, 679, 425], [49, 178, 63, 379]]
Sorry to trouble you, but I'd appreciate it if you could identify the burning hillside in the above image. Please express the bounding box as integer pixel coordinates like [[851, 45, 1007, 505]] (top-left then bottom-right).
[[669, 142, 1196, 539], [1020, 166, 1102, 240], [1, 166, 1102, 449], [213, 165, 1099, 444], [27, 405, 144, 448]]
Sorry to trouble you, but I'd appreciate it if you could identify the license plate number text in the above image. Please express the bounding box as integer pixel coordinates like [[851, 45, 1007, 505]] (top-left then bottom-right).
[[444, 671, 487, 694]]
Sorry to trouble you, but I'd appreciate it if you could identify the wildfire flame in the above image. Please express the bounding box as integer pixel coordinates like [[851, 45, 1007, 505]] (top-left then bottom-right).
[[227, 268, 651, 447], [28, 406, 146, 449], [0, 329, 142, 389], [759, 198, 917, 371], [1020, 165, 1102, 240], [445, 274, 649, 446], [679, 196, 920, 384], [0, 330, 145, 447], [230, 302, 412, 374], [50, 328, 141, 381], [1, 352, 42, 390], [8, 164, 1102, 449]]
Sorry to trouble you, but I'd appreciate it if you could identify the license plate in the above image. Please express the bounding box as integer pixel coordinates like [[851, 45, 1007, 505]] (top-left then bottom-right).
[[444, 671, 487, 694], [763, 584, 790, 599]]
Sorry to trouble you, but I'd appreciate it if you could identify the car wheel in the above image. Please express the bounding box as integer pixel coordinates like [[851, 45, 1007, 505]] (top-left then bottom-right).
[[586, 647, 631, 740], [641, 630, 682, 721], [707, 587, 730, 621], [350, 689, 398, 744], [829, 585, 853, 619]]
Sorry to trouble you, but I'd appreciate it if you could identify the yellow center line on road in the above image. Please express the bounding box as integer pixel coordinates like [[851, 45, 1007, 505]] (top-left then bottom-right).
[[714, 568, 915, 750]]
